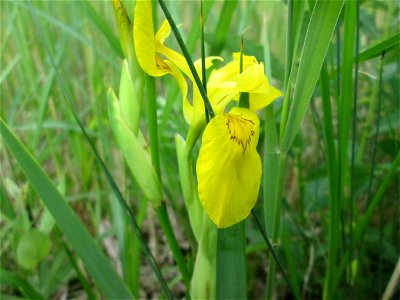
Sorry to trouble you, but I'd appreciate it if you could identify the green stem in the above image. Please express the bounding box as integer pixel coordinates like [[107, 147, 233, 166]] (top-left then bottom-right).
[[216, 221, 247, 299], [284, 0, 293, 91], [145, 74, 192, 289], [156, 204, 192, 286], [320, 62, 339, 300], [265, 153, 287, 299], [238, 92, 250, 108], [200, 0, 209, 123]]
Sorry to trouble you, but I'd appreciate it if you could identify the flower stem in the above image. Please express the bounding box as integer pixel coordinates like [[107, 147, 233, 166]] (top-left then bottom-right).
[[145, 74, 192, 290]]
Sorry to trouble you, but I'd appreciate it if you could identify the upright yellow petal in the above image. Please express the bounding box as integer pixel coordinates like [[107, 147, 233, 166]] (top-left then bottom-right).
[[155, 19, 172, 45], [196, 107, 262, 228], [134, 0, 170, 76]]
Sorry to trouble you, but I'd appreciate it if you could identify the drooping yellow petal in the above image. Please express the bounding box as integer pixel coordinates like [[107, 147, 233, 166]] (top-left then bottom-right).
[[164, 60, 191, 123], [196, 107, 262, 228], [181, 57, 223, 126], [134, 0, 170, 76]]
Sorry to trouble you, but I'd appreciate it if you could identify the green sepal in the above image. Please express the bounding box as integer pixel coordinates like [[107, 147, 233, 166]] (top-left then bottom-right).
[[175, 134, 203, 241], [112, 0, 134, 62], [191, 214, 217, 300], [119, 60, 141, 135], [108, 88, 162, 207]]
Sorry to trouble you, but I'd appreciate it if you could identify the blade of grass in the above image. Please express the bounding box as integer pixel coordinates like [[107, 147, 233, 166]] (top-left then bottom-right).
[[28, 2, 173, 297], [200, 0, 209, 122], [62, 241, 97, 299], [358, 33, 400, 62], [335, 3, 357, 292], [0, 181, 16, 220], [281, 0, 344, 150], [15, 2, 118, 67], [82, 1, 123, 57], [209, 0, 238, 55], [0, 119, 133, 299], [354, 53, 385, 291], [332, 151, 400, 292], [252, 210, 297, 298], [216, 221, 247, 299], [0, 269, 45, 300], [32, 39, 65, 150], [320, 61, 340, 300], [349, 0, 360, 286]]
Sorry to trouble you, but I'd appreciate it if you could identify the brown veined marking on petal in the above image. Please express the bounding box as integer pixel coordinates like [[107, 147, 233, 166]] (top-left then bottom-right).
[[225, 114, 255, 154], [155, 56, 171, 72]]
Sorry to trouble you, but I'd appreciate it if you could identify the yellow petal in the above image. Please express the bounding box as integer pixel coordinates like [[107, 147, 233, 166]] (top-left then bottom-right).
[[164, 61, 191, 123], [157, 44, 192, 78], [134, 0, 170, 76], [155, 19, 172, 46], [236, 63, 266, 92], [249, 85, 283, 111], [196, 107, 262, 228]]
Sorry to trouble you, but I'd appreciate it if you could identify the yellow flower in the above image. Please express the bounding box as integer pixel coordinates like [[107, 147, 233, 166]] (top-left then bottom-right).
[[208, 53, 282, 111], [196, 107, 261, 228], [134, 0, 221, 127]]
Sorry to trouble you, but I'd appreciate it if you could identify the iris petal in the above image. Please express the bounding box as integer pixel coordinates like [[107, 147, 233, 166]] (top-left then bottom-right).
[[196, 107, 262, 228], [134, 0, 170, 76]]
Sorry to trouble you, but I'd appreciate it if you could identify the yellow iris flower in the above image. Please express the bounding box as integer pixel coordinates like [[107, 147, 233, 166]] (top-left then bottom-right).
[[196, 107, 262, 228], [196, 54, 282, 228], [133, 0, 282, 228]]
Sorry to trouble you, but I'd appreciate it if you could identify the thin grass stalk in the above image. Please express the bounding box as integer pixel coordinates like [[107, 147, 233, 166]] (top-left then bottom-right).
[[265, 153, 287, 300], [28, 3, 173, 297], [209, 0, 238, 55], [63, 241, 97, 299], [200, 0, 209, 123], [337, 0, 357, 290], [145, 74, 192, 289], [332, 151, 400, 292], [252, 210, 297, 298], [349, 0, 360, 283], [354, 53, 385, 289], [320, 61, 340, 300], [261, 12, 281, 265], [284, 0, 293, 91]]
